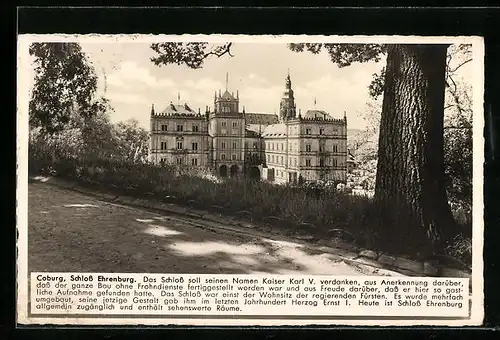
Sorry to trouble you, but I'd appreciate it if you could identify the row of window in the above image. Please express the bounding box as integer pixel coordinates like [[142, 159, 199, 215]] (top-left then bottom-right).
[[267, 154, 339, 167], [159, 124, 339, 135], [217, 105, 238, 113], [265, 142, 340, 153], [286, 127, 338, 135], [218, 129, 241, 136], [160, 140, 259, 151], [160, 142, 199, 150], [160, 124, 201, 132], [221, 121, 239, 128], [220, 142, 239, 149], [220, 154, 238, 161], [160, 158, 199, 166], [159, 123, 241, 133], [160, 141, 341, 154], [159, 141, 261, 151]]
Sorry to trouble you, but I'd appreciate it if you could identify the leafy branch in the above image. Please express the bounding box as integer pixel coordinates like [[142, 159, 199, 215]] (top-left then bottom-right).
[[150, 42, 234, 69]]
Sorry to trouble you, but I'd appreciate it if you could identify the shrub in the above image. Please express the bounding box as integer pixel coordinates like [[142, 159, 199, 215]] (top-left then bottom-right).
[[28, 134, 472, 266]]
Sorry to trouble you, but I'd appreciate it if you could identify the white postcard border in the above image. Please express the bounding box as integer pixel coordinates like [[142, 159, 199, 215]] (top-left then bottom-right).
[[16, 34, 485, 326]]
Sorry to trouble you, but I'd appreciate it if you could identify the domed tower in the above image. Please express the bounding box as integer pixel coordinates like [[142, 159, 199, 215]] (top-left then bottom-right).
[[279, 71, 297, 121]]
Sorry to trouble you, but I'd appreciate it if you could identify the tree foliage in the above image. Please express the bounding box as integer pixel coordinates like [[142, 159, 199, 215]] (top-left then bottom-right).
[[443, 80, 473, 211], [31, 111, 150, 165], [288, 43, 386, 67], [289, 43, 387, 99], [150, 42, 234, 69], [29, 43, 108, 134], [114, 119, 150, 163]]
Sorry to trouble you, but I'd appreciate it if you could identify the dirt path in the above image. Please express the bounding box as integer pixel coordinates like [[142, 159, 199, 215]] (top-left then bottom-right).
[[28, 182, 403, 276]]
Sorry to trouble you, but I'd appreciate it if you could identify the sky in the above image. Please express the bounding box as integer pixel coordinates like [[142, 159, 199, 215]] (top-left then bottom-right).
[[78, 42, 385, 131]]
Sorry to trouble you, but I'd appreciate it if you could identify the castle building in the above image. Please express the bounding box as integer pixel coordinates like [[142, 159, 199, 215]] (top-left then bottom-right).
[[207, 78, 246, 177], [261, 73, 347, 184], [149, 73, 347, 184], [149, 101, 210, 167]]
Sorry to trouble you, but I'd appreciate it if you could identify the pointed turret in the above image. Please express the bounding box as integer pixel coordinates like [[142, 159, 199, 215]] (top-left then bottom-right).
[[279, 71, 296, 121], [213, 73, 240, 114]]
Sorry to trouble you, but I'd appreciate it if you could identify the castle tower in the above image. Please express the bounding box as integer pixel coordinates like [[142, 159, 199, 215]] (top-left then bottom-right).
[[279, 71, 296, 121], [214, 72, 239, 114]]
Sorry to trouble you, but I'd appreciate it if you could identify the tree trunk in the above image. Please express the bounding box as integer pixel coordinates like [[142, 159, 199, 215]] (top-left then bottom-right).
[[375, 44, 455, 256]]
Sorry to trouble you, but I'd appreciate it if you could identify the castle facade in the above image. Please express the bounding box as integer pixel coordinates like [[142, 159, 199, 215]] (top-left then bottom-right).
[[149, 73, 347, 184]]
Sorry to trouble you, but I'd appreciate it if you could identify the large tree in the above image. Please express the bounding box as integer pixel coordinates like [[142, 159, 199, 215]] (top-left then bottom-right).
[[150, 42, 462, 255], [289, 43, 463, 255], [375, 44, 454, 254], [355, 45, 474, 214], [29, 42, 108, 134]]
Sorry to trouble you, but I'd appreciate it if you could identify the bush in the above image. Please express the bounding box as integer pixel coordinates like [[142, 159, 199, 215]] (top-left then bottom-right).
[[28, 134, 472, 265]]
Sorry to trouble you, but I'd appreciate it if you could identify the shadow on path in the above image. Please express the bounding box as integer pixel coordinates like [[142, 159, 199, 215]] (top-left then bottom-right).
[[28, 183, 363, 275]]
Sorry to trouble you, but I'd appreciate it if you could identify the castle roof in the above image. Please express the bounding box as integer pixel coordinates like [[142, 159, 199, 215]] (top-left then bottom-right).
[[245, 128, 260, 138], [245, 113, 279, 125], [220, 90, 237, 100], [303, 109, 333, 120], [158, 103, 198, 116], [246, 124, 261, 134], [262, 123, 287, 137]]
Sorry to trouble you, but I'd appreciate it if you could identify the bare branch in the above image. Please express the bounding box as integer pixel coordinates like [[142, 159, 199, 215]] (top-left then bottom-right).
[[448, 74, 458, 95], [204, 42, 234, 58], [449, 58, 473, 73]]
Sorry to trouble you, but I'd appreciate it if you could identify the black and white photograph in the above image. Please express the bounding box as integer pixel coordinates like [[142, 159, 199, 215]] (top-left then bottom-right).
[[17, 34, 483, 326]]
